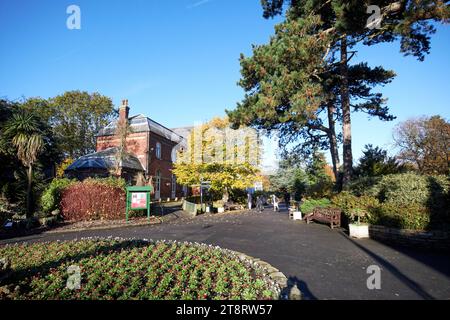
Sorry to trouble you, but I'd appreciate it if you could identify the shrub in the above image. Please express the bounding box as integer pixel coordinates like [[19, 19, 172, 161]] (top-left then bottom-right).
[[300, 198, 332, 214], [83, 176, 127, 190], [331, 192, 379, 214], [40, 178, 76, 214], [60, 179, 126, 221], [368, 202, 430, 230], [366, 173, 449, 207], [229, 188, 248, 205], [331, 192, 380, 224], [345, 176, 382, 196]]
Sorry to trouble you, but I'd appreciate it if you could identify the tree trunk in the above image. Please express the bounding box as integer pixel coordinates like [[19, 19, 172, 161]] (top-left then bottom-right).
[[327, 101, 340, 180], [341, 36, 353, 186], [26, 165, 33, 218]]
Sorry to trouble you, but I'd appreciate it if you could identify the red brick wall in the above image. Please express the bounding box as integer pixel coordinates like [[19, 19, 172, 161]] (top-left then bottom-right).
[[96, 131, 185, 200], [147, 132, 184, 200], [96, 132, 149, 172]]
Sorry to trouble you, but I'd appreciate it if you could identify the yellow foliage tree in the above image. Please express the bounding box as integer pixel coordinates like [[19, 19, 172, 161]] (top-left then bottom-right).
[[56, 158, 74, 178], [172, 117, 261, 201]]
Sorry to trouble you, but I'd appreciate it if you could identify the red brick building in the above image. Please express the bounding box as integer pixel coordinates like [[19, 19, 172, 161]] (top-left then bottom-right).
[[94, 100, 187, 200]]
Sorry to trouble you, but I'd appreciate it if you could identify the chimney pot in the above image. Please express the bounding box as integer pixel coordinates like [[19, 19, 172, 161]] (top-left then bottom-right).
[[119, 99, 130, 122]]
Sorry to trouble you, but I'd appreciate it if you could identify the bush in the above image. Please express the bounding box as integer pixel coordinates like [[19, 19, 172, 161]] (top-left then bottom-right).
[[305, 180, 335, 199], [229, 188, 248, 205], [332, 192, 379, 214], [345, 176, 381, 196], [300, 198, 332, 214], [368, 202, 430, 230], [60, 179, 126, 221], [83, 177, 127, 190], [366, 173, 449, 208], [40, 178, 76, 214]]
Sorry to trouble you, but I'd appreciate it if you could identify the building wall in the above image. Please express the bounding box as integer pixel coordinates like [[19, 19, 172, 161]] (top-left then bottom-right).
[[147, 132, 185, 200], [96, 130, 185, 200], [96, 132, 149, 172]]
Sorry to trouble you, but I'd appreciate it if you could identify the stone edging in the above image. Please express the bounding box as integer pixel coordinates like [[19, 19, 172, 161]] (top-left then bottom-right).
[[230, 250, 295, 300], [369, 225, 450, 251]]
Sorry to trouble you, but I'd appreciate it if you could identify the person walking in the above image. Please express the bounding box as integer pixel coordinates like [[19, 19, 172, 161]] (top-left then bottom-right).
[[256, 196, 264, 213], [272, 194, 279, 212], [247, 193, 252, 210]]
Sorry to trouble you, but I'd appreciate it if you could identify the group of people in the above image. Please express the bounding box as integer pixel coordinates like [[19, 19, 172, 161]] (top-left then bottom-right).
[[247, 193, 283, 213]]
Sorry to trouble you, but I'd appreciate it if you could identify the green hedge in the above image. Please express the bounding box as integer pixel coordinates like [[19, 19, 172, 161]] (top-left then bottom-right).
[[40, 178, 76, 214], [300, 198, 332, 214], [40, 177, 127, 217], [335, 173, 450, 230]]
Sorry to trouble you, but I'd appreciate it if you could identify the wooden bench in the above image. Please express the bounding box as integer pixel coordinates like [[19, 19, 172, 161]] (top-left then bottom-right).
[[305, 207, 341, 229], [224, 201, 244, 211]]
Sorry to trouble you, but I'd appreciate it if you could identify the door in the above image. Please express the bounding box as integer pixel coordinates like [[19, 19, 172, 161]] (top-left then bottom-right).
[[155, 170, 161, 200]]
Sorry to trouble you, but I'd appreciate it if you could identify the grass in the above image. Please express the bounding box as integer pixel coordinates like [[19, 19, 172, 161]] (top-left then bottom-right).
[[0, 238, 279, 300]]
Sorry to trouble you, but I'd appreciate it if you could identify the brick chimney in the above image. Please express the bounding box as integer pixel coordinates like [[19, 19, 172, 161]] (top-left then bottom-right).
[[119, 99, 129, 123]]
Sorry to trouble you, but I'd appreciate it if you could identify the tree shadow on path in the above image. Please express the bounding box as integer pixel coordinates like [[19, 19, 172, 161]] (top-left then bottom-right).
[[338, 232, 435, 300]]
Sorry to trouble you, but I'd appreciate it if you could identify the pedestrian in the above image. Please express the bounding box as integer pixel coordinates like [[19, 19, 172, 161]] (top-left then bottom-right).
[[247, 193, 252, 210], [256, 196, 264, 213], [272, 194, 279, 212]]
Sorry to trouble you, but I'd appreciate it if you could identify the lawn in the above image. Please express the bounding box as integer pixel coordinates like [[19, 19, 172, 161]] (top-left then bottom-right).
[[0, 238, 279, 300]]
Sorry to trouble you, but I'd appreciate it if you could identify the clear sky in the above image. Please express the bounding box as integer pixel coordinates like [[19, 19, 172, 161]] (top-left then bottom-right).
[[1, 0, 449, 166]]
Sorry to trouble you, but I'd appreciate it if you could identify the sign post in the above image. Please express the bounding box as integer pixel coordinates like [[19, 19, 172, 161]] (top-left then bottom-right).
[[200, 180, 211, 213], [126, 186, 152, 223]]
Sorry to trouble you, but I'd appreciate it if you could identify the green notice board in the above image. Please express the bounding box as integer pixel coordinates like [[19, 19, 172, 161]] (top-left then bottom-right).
[[126, 186, 153, 222]]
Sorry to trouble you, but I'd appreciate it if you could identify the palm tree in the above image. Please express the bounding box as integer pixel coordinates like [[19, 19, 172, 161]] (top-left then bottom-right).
[[4, 112, 44, 217]]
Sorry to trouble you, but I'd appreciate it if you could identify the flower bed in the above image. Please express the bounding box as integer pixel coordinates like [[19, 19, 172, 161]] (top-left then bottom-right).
[[0, 238, 280, 300]]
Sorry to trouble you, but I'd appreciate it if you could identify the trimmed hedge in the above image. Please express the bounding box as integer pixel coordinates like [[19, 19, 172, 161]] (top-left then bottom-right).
[[60, 179, 126, 222]]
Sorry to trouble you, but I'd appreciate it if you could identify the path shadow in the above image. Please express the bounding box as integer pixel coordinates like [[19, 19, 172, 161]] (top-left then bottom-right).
[[282, 276, 318, 300], [338, 232, 436, 300]]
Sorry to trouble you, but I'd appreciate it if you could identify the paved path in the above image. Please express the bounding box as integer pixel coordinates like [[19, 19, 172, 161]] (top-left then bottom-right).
[[1, 208, 449, 300]]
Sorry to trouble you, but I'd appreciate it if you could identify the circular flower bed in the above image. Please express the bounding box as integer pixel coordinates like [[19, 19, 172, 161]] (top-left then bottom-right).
[[0, 238, 280, 300]]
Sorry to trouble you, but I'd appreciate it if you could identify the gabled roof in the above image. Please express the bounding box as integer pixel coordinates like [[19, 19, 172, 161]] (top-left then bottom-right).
[[97, 114, 185, 144], [65, 147, 145, 172]]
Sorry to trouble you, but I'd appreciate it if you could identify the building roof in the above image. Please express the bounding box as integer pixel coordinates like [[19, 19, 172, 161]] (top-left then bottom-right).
[[65, 147, 145, 172], [170, 126, 193, 140], [97, 114, 186, 145]]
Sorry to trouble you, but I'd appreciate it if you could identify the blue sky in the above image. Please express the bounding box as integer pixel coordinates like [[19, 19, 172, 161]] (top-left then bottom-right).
[[0, 0, 449, 166]]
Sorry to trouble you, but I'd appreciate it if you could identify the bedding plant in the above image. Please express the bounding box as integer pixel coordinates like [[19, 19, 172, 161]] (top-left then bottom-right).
[[0, 238, 280, 300]]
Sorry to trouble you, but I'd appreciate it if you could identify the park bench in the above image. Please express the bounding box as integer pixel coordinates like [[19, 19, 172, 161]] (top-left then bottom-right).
[[305, 207, 341, 229], [224, 201, 244, 211]]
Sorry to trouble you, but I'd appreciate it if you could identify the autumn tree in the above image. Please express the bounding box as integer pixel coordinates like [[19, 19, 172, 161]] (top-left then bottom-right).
[[172, 117, 261, 201], [393, 116, 450, 174]]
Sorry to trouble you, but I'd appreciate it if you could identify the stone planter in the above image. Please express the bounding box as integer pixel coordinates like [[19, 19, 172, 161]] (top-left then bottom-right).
[[349, 223, 369, 239], [292, 211, 302, 220]]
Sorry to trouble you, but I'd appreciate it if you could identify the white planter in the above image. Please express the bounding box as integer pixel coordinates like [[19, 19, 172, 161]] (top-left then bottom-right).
[[349, 224, 369, 239], [293, 211, 303, 220], [217, 207, 225, 213]]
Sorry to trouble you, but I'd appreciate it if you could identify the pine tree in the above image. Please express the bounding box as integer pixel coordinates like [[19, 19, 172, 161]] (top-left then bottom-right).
[[229, 0, 448, 186]]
